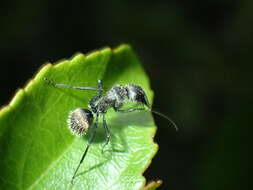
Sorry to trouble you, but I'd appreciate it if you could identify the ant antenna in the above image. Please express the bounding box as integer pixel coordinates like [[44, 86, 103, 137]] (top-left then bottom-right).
[[149, 109, 178, 131]]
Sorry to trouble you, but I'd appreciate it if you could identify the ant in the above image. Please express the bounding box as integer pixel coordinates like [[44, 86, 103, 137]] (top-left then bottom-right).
[[44, 78, 177, 185]]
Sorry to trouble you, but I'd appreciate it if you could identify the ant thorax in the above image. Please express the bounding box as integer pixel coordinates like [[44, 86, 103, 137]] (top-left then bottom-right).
[[93, 84, 128, 113]]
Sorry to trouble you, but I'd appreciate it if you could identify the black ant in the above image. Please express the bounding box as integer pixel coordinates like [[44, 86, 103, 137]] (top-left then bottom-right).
[[44, 78, 177, 185]]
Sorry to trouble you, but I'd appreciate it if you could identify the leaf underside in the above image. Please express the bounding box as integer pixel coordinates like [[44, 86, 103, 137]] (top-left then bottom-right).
[[0, 44, 158, 190]]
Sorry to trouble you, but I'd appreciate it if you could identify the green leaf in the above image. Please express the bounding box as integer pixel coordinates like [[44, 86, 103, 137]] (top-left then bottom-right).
[[0, 44, 158, 190]]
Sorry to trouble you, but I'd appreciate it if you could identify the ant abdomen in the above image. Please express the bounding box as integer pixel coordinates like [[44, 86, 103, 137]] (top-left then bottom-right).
[[67, 108, 94, 136]]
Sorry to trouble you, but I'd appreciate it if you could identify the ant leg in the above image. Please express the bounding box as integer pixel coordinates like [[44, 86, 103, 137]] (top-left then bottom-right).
[[89, 79, 103, 108], [102, 113, 110, 151], [44, 78, 98, 91], [70, 115, 99, 185], [97, 79, 103, 92], [114, 107, 146, 113]]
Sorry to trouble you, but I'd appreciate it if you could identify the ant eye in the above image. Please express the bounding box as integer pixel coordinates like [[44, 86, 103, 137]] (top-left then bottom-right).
[[67, 108, 94, 136]]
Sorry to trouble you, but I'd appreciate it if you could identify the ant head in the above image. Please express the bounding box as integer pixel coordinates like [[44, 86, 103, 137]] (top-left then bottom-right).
[[125, 84, 178, 131], [67, 108, 94, 136], [125, 84, 150, 108]]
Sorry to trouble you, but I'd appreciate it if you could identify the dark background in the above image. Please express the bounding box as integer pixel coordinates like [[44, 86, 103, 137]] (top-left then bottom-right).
[[0, 0, 252, 190]]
